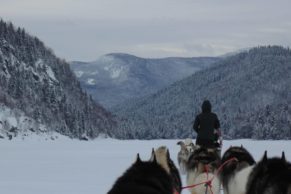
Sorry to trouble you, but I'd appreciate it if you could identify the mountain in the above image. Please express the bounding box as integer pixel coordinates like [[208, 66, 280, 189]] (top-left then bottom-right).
[[219, 48, 251, 58], [112, 46, 291, 140], [0, 19, 115, 140], [71, 54, 219, 108]]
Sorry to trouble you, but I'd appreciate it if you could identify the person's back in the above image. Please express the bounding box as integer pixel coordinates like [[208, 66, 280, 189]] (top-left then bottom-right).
[[193, 100, 220, 148]]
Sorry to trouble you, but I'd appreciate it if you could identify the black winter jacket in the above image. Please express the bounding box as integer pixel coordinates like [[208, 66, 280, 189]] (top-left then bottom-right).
[[193, 100, 220, 148]]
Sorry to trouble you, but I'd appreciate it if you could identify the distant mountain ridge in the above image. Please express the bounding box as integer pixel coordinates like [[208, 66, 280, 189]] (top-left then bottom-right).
[[71, 53, 219, 108], [112, 46, 291, 140], [0, 19, 115, 139]]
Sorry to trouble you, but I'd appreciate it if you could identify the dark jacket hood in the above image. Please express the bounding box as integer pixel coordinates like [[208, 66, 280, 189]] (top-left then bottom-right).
[[202, 100, 212, 113]]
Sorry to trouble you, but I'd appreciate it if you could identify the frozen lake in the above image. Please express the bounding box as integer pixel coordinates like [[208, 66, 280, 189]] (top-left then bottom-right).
[[0, 137, 290, 194]]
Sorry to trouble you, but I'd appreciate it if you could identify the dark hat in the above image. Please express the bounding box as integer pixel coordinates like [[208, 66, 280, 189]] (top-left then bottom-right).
[[202, 100, 212, 113]]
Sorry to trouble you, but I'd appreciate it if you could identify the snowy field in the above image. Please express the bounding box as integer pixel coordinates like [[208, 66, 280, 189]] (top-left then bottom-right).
[[0, 137, 291, 194]]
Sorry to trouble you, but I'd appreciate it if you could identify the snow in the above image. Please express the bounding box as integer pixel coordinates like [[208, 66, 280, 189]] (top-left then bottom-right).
[[100, 56, 128, 79], [103, 65, 126, 79], [35, 59, 43, 68], [0, 139, 290, 194], [0, 105, 49, 138], [75, 70, 84, 78], [109, 67, 124, 79], [46, 66, 57, 81], [34, 59, 58, 82], [0, 39, 15, 51], [89, 71, 99, 75], [0, 107, 17, 127], [87, 78, 96, 85]]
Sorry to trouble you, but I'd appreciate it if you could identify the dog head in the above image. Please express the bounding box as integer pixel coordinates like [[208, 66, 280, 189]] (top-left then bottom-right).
[[185, 138, 198, 153], [177, 139, 198, 160], [177, 141, 190, 162], [187, 147, 221, 174], [150, 146, 182, 193], [222, 145, 255, 173], [246, 151, 291, 194], [184, 139, 195, 151], [254, 151, 290, 176], [108, 153, 174, 194]]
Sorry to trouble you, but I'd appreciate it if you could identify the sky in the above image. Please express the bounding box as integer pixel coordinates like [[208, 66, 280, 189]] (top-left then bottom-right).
[[1, 0, 291, 61]]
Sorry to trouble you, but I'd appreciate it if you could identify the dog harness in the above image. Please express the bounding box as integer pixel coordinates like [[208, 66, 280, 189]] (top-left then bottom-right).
[[180, 157, 238, 194]]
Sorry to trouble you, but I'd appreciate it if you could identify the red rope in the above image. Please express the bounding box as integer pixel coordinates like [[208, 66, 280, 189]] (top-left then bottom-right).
[[205, 165, 209, 194], [181, 157, 238, 192], [205, 165, 209, 178], [174, 189, 179, 194], [213, 157, 238, 179]]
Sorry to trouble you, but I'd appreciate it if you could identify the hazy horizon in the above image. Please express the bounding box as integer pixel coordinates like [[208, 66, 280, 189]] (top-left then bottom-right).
[[1, 0, 291, 61]]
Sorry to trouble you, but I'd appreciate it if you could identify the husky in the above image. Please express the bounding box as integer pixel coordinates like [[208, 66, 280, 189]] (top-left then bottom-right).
[[246, 151, 291, 194], [177, 138, 198, 174], [186, 147, 221, 194], [107, 146, 182, 194], [220, 146, 256, 194]]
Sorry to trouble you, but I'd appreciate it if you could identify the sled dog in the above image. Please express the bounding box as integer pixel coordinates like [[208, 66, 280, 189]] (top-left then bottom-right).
[[186, 147, 221, 194], [107, 146, 182, 194], [177, 138, 198, 174], [246, 151, 291, 194], [220, 145, 256, 194]]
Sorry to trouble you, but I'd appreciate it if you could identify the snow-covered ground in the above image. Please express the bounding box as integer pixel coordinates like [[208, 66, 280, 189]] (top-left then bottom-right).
[[0, 138, 290, 194]]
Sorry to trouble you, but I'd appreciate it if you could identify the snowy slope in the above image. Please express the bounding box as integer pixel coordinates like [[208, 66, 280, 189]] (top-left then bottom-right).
[[0, 105, 50, 139], [0, 20, 115, 139], [0, 139, 290, 194]]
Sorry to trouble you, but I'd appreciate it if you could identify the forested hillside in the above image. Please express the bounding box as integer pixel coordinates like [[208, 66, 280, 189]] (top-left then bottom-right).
[[113, 46, 291, 140], [0, 20, 115, 139], [71, 54, 218, 108]]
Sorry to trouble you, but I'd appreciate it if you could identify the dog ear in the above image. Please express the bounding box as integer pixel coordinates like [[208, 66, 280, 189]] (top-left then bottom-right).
[[177, 141, 186, 150], [136, 153, 141, 163], [150, 148, 157, 163], [262, 151, 268, 162], [177, 141, 185, 146], [281, 152, 286, 162], [241, 144, 243, 148], [167, 149, 170, 159]]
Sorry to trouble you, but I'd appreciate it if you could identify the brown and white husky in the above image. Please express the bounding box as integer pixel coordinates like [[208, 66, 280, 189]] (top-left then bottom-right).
[[177, 138, 198, 174], [186, 147, 221, 194]]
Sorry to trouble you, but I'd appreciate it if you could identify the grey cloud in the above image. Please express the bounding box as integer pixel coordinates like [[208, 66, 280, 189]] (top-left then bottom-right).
[[1, 0, 291, 60]]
